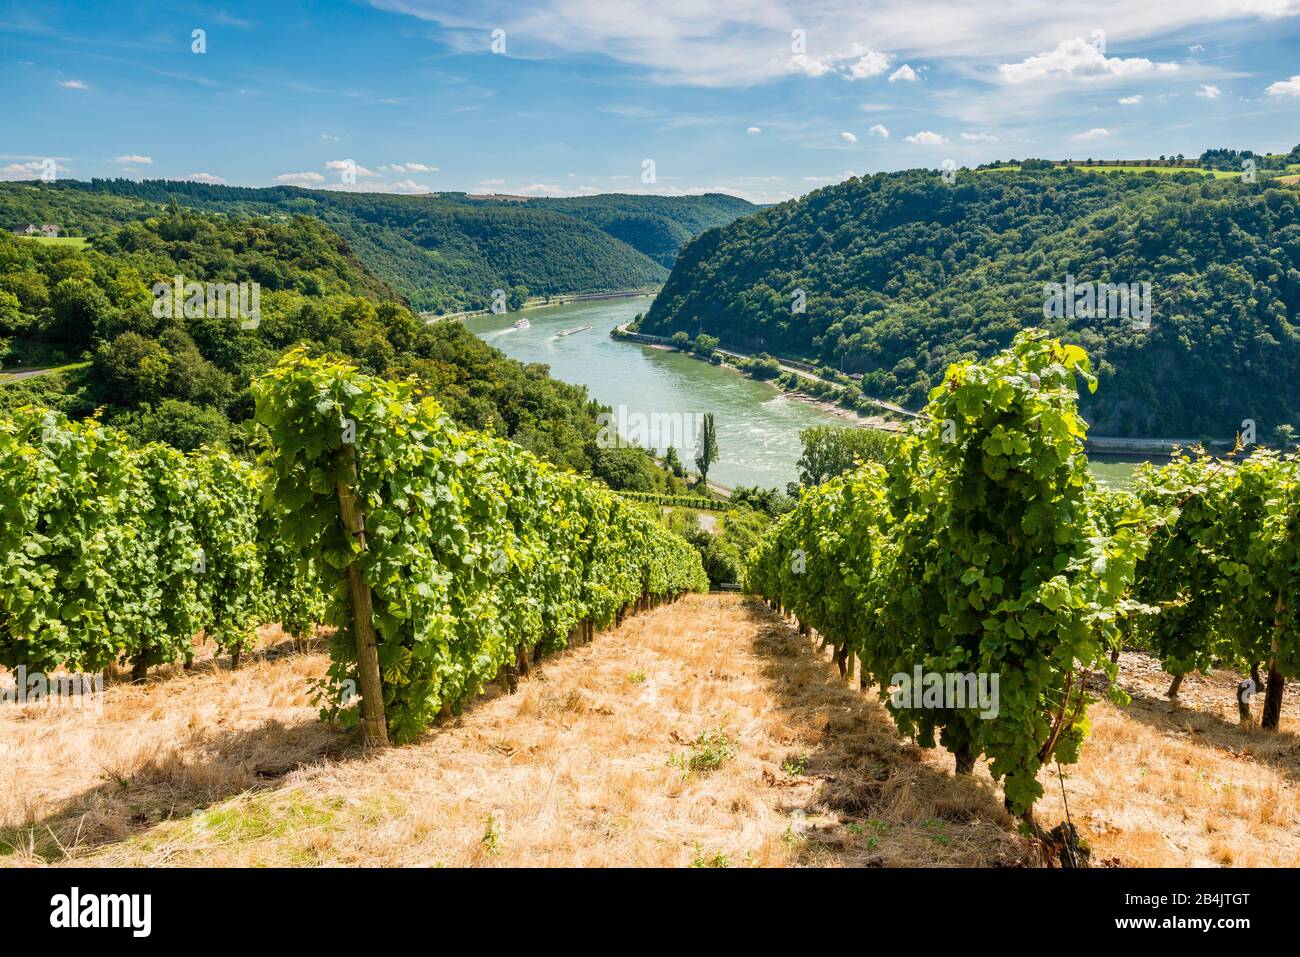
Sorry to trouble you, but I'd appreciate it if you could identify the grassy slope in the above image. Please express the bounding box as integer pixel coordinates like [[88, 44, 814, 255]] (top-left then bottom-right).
[[2, 594, 1294, 867]]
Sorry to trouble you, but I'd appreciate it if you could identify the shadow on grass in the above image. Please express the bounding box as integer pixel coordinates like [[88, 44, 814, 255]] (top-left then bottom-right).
[[1114, 684, 1300, 787], [739, 598, 1033, 867]]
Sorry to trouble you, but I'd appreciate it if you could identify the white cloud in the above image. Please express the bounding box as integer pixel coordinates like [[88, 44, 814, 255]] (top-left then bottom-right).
[[387, 179, 431, 193], [789, 54, 833, 78], [58, 79, 89, 90], [803, 170, 857, 184], [321, 133, 341, 141], [904, 130, 946, 146], [1196, 84, 1221, 99], [368, 0, 1297, 88], [325, 159, 379, 178], [479, 178, 506, 186], [888, 64, 916, 82], [1072, 127, 1110, 140], [381, 162, 438, 173], [0, 160, 70, 181], [181, 172, 225, 184], [845, 49, 891, 80], [1118, 94, 1143, 105], [998, 37, 1179, 84], [840, 131, 858, 143], [869, 123, 889, 138], [1188, 43, 1205, 52], [960, 132, 998, 142], [1266, 75, 1300, 96], [113, 154, 152, 165], [276, 172, 326, 184], [747, 125, 762, 134]]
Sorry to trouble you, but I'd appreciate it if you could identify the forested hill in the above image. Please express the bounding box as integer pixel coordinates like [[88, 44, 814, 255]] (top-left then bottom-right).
[[0, 207, 683, 495], [640, 165, 1300, 438], [521, 193, 758, 267], [0, 181, 754, 313]]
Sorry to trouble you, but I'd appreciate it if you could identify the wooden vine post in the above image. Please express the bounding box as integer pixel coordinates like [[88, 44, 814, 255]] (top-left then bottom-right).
[[336, 442, 390, 747], [1261, 594, 1286, 731]]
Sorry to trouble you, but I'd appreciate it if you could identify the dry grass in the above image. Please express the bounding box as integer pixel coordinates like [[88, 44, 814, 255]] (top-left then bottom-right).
[[1, 595, 1297, 867], [1036, 655, 1300, 867]]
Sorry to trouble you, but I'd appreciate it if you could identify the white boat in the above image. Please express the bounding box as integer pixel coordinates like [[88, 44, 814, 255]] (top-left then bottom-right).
[[513, 317, 530, 329], [556, 324, 591, 337]]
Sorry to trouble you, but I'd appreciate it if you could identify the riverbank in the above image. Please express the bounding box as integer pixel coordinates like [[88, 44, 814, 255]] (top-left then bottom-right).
[[611, 323, 905, 432], [466, 298, 853, 489], [424, 288, 658, 324]]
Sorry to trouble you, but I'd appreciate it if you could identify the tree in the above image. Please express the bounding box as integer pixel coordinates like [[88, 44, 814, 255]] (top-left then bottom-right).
[[507, 285, 529, 311], [796, 425, 894, 487], [670, 330, 691, 350], [663, 445, 684, 476], [1272, 424, 1296, 450], [0, 289, 21, 332], [692, 333, 719, 358], [694, 413, 719, 486], [47, 277, 113, 349], [94, 332, 172, 405]]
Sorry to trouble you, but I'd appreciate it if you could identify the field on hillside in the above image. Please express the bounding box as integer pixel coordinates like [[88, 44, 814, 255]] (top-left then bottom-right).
[[16, 235, 88, 247], [1060, 165, 1240, 179], [2, 594, 1294, 868]]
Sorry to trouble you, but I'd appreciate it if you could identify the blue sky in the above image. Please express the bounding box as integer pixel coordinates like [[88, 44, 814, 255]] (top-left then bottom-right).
[[3, 0, 1299, 203]]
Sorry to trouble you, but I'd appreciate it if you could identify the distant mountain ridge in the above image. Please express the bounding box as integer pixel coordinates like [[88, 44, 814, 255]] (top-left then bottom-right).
[[0, 180, 755, 313]]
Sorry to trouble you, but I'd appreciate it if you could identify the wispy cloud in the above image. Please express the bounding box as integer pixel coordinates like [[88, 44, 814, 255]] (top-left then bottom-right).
[[371, 1, 1296, 87], [276, 172, 326, 184]]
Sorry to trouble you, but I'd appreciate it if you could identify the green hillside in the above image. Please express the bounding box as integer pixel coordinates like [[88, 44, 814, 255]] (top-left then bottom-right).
[[639, 163, 1300, 437], [0, 181, 754, 314], [0, 206, 679, 493], [524, 193, 758, 267]]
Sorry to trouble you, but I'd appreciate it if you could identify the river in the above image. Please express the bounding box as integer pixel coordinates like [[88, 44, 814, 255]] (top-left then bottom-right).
[[467, 297, 1145, 490]]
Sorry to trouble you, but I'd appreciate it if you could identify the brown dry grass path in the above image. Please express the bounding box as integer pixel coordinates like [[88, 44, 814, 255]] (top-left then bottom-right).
[[1, 593, 1295, 867]]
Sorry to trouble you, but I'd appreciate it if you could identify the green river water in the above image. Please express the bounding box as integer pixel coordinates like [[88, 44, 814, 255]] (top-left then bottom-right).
[[467, 297, 1145, 490]]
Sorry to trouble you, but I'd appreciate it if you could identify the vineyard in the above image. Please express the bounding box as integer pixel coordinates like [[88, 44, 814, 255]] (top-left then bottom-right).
[[745, 331, 1298, 832], [0, 351, 708, 746], [1, 332, 1297, 869]]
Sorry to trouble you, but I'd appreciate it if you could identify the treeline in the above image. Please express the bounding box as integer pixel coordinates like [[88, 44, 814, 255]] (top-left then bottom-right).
[[1199, 144, 1300, 172], [641, 161, 1300, 437]]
